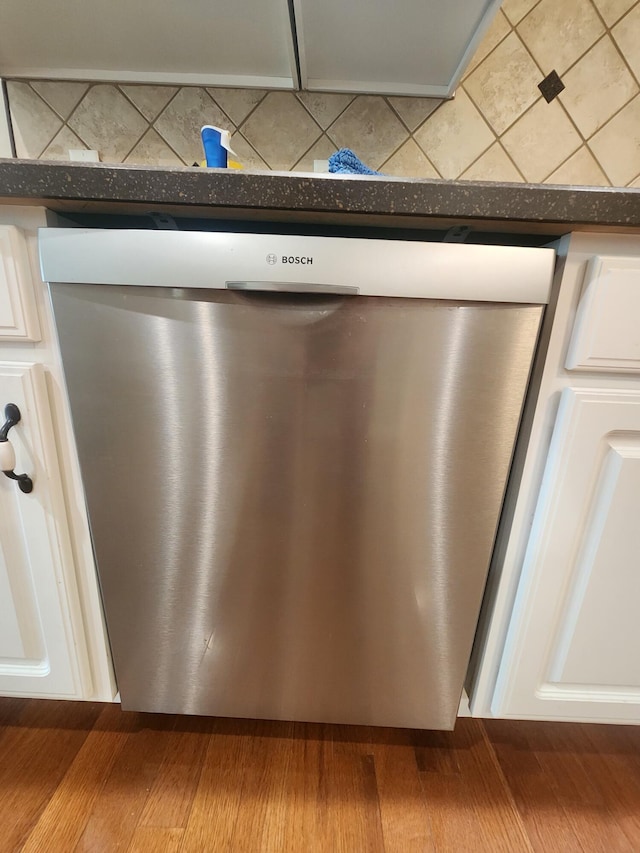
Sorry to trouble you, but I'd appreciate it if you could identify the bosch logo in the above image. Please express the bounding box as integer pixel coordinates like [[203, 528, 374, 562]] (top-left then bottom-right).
[[266, 253, 313, 265]]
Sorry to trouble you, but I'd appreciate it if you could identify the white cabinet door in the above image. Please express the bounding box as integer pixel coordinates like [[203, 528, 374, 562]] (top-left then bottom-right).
[[0, 361, 90, 698], [0, 225, 41, 342], [566, 256, 640, 374], [493, 387, 640, 723], [294, 0, 502, 96], [0, 82, 12, 158], [0, 0, 297, 89]]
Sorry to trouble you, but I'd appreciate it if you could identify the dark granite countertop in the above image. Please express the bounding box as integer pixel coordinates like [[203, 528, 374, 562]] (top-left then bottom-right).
[[0, 159, 638, 233]]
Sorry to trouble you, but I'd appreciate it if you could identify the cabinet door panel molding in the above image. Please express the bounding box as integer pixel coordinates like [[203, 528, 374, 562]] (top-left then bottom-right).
[[0, 225, 41, 342], [566, 256, 640, 373]]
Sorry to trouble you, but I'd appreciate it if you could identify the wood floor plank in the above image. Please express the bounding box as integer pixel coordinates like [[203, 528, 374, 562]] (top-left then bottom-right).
[[228, 720, 295, 852], [418, 719, 533, 853], [74, 712, 176, 852], [0, 699, 102, 853], [577, 724, 640, 850], [370, 730, 436, 853], [179, 718, 257, 852], [0, 696, 27, 729], [484, 720, 588, 853], [319, 747, 385, 852], [414, 729, 461, 775], [311, 725, 385, 853], [335, 725, 435, 852], [275, 723, 325, 853], [528, 723, 632, 853], [128, 827, 184, 853], [20, 704, 135, 853], [138, 716, 212, 829]]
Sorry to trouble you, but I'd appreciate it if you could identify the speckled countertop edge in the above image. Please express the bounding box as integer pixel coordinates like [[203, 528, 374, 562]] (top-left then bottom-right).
[[0, 159, 638, 227]]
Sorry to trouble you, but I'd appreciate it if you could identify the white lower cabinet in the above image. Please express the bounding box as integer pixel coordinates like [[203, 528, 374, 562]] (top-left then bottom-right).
[[470, 234, 640, 723], [0, 361, 90, 697], [492, 387, 640, 722]]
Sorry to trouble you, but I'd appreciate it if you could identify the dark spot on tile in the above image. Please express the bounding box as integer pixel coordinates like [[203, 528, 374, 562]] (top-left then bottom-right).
[[538, 70, 565, 103]]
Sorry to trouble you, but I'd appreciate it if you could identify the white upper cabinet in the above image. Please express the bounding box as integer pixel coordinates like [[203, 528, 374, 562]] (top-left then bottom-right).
[[293, 0, 502, 96], [0, 0, 501, 96], [0, 87, 11, 158], [0, 0, 298, 89]]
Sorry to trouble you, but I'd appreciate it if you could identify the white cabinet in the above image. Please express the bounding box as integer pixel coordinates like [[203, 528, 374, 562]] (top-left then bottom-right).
[[492, 388, 640, 722], [566, 256, 640, 373], [0, 206, 115, 701], [0, 362, 90, 697], [0, 0, 500, 96], [0, 226, 41, 342], [0, 0, 298, 89], [0, 83, 12, 158], [471, 235, 640, 724], [294, 0, 502, 97]]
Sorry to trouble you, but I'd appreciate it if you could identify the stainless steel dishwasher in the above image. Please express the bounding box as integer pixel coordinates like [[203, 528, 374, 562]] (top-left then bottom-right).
[[40, 229, 554, 729]]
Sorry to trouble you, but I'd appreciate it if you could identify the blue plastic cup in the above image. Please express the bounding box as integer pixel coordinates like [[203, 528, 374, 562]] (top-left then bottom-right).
[[201, 125, 232, 168]]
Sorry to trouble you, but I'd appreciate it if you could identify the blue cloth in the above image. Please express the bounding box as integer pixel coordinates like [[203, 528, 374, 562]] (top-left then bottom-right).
[[328, 148, 379, 175]]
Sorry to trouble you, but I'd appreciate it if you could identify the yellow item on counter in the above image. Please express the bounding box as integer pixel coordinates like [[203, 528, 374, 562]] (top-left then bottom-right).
[[199, 159, 243, 169]]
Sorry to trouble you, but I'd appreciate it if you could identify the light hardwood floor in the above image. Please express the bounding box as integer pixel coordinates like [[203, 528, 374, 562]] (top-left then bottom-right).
[[2, 698, 640, 852]]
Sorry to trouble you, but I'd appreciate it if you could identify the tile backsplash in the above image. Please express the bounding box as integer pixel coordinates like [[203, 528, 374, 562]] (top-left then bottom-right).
[[5, 0, 640, 187]]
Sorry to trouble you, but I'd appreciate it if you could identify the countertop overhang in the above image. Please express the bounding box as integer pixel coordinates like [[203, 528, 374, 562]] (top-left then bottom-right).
[[0, 159, 638, 234]]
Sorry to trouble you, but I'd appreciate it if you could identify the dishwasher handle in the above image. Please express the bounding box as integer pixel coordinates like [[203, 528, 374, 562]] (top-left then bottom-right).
[[226, 280, 359, 296]]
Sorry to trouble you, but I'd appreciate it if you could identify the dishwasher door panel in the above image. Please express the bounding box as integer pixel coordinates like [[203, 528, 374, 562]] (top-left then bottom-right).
[[51, 285, 542, 729]]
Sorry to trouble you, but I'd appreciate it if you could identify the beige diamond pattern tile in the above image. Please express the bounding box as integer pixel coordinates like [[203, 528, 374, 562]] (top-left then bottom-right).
[[545, 146, 611, 185], [459, 143, 524, 182], [7, 81, 63, 158], [120, 85, 178, 121], [463, 10, 512, 78], [327, 96, 410, 170], [155, 88, 231, 165], [68, 85, 147, 162], [612, 4, 640, 83], [229, 133, 268, 171], [40, 126, 87, 161], [589, 94, 640, 185], [296, 92, 354, 129], [413, 88, 494, 179], [465, 33, 542, 135], [629, 174, 640, 187], [208, 88, 266, 125], [560, 36, 638, 138], [10, 0, 639, 190], [501, 99, 581, 182], [502, 0, 539, 25], [30, 81, 88, 119], [387, 96, 443, 132], [292, 136, 338, 172], [518, 0, 605, 74], [125, 129, 184, 166], [381, 139, 440, 178], [593, 0, 638, 26], [241, 92, 321, 170]]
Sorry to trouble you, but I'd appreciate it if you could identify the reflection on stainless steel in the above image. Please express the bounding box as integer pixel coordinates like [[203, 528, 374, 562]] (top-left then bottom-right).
[[51, 285, 542, 729]]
